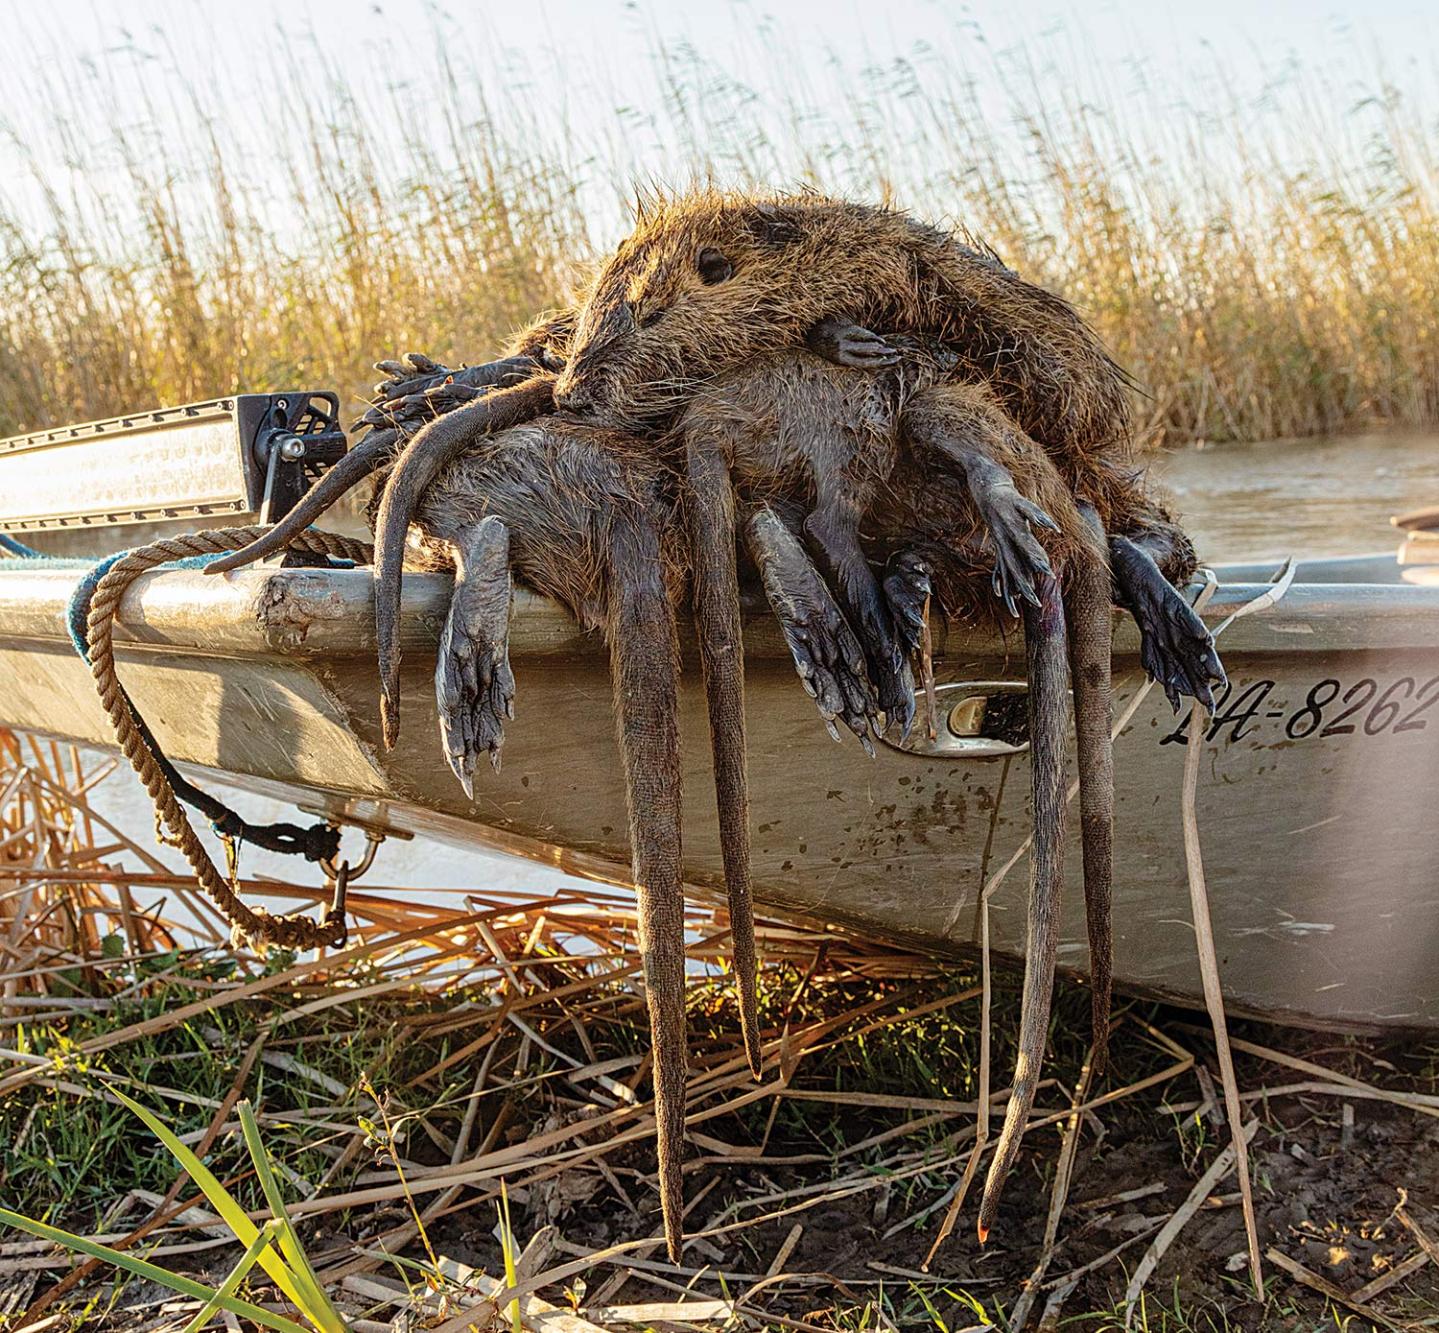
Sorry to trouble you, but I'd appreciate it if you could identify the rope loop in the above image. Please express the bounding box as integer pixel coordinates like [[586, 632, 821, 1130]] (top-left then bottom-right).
[[84, 523, 375, 951]]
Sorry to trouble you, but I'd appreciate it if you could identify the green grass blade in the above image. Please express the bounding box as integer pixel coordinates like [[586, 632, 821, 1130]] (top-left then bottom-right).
[[108, 1086, 311, 1313], [237, 1100, 345, 1333], [183, 1219, 282, 1333], [0, 1207, 310, 1333], [499, 1180, 521, 1333]]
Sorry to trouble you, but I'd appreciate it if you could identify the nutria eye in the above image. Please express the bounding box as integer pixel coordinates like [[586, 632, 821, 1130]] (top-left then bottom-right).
[[696, 247, 733, 285], [640, 308, 665, 328]]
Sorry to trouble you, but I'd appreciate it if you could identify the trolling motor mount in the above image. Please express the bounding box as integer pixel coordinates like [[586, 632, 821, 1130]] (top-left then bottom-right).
[[0, 389, 349, 535]]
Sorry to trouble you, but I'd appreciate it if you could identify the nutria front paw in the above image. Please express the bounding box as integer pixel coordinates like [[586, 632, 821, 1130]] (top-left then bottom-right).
[[975, 485, 1061, 619], [805, 316, 901, 370], [882, 550, 934, 657], [436, 520, 515, 796]]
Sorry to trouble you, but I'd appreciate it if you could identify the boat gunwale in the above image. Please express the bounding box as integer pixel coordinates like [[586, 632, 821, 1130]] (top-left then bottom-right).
[[4, 558, 1439, 664]]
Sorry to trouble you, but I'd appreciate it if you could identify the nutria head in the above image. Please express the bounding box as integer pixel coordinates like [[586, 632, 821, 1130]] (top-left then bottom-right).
[[555, 191, 912, 429]]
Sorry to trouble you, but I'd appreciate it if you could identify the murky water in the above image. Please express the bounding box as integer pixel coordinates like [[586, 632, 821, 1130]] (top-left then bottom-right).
[[78, 431, 1439, 915], [1154, 430, 1436, 563]]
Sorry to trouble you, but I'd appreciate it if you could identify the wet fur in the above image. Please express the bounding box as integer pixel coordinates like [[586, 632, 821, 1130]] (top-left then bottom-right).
[[411, 420, 692, 1260], [677, 351, 1093, 1238]]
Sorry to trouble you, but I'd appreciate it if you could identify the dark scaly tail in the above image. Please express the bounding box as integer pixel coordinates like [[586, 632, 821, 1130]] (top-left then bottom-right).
[[605, 504, 689, 1262], [685, 439, 763, 1079], [1065, 506, 1115, 1073], [203, 429, 398, 575], [373, 375, 555, 748], [978, 566, 1069, 1242]]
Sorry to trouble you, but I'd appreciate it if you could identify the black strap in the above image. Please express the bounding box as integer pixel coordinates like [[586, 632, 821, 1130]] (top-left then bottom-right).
[[122, 686, 340, 863]]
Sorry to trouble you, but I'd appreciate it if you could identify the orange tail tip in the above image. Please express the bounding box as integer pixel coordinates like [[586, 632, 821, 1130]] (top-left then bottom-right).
[[381, 696, 400, 751], [976, 1221, 990, 1245]]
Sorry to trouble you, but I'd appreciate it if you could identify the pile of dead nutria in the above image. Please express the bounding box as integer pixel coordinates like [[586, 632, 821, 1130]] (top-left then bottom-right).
[[210, 188, 1226, 1261]]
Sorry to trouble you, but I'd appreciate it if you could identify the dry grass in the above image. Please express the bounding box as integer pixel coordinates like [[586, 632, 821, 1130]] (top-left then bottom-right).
[[3, 730, 1439, 1330], [1, 16, 1437, 449]]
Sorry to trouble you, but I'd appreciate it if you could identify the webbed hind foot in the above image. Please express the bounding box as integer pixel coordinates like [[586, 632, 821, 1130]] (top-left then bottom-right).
[[1111, 535, 1226, 711], [436, 516, 515, 795], [747, 507, 879, 751]]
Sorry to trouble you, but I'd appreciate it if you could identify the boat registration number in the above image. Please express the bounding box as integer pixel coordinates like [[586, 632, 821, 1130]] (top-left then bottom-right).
[[1159, 674, 1439, 746]]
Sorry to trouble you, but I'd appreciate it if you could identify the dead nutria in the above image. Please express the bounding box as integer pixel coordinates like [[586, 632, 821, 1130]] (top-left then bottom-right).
[[542, 191, 1220, 1235], [549, 188, 1221, 711], [673, 343, 1105, 1246], [206, 184, 1213, 1236]]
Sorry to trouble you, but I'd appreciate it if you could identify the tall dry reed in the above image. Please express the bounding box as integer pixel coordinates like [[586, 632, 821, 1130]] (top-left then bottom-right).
[[1, 16, 1435, 447]]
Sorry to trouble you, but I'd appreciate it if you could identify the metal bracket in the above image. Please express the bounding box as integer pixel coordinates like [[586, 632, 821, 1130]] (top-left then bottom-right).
[[246, 393, 347, 530], [880, 679, 1058, 759], [321, 827, 387, 884]]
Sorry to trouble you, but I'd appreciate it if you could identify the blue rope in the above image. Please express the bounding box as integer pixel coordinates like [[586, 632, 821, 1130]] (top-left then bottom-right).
[[64, 549, 222, 663], [0, 533, 43, 558]]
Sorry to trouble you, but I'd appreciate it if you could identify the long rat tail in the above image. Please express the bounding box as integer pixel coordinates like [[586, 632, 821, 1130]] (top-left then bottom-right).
[[203, 428, 398, 575], [605, 502, 690, 1263], [977, 566, 1069, 1242], [684, 439, 763, 1079], [1065, 507, 1115, 1074]]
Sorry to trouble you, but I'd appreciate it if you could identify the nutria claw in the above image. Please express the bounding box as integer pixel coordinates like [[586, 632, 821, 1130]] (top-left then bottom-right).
[[781, 599, 877, 750], [978, 484, 1059, 619], [804, 315, 901, 369], [1110, 535, 1226, 712], [747, 509, 879, 749], [435, 517, 515, 796], [1135, 586, 1226, 713], [882, 550, 934, 657]]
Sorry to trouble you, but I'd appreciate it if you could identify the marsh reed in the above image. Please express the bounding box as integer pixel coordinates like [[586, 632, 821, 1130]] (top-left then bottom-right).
[[1, 17, 1437, 450]]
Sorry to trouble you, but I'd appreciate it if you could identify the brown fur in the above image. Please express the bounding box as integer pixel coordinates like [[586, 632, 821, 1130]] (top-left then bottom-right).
[[410, 419, 692, 1260], [676, 348, 1092, 1242], [544, 187, 1196, 584], [552, 190, 1126, 459]]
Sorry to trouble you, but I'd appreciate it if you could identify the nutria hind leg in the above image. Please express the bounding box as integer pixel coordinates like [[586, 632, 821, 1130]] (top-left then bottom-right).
[[803, 484, 916, 737], [1110, 533, 1226, 712], [745, 506, 879, 751], [605, 507, 689, 1262], [1065, 505, 1115, 1075], [978, 566, 1068, 1243], [435, 515, 515, 798], [685, 436, 762, 1079]]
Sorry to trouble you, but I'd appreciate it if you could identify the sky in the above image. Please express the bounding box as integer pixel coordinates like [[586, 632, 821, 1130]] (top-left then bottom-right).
[[0, 0, 1435, 240]]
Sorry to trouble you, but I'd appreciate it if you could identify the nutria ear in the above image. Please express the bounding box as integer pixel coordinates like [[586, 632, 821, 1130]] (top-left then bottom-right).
[[697, 247, 734, 284], [744, 204, 803, 248]]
